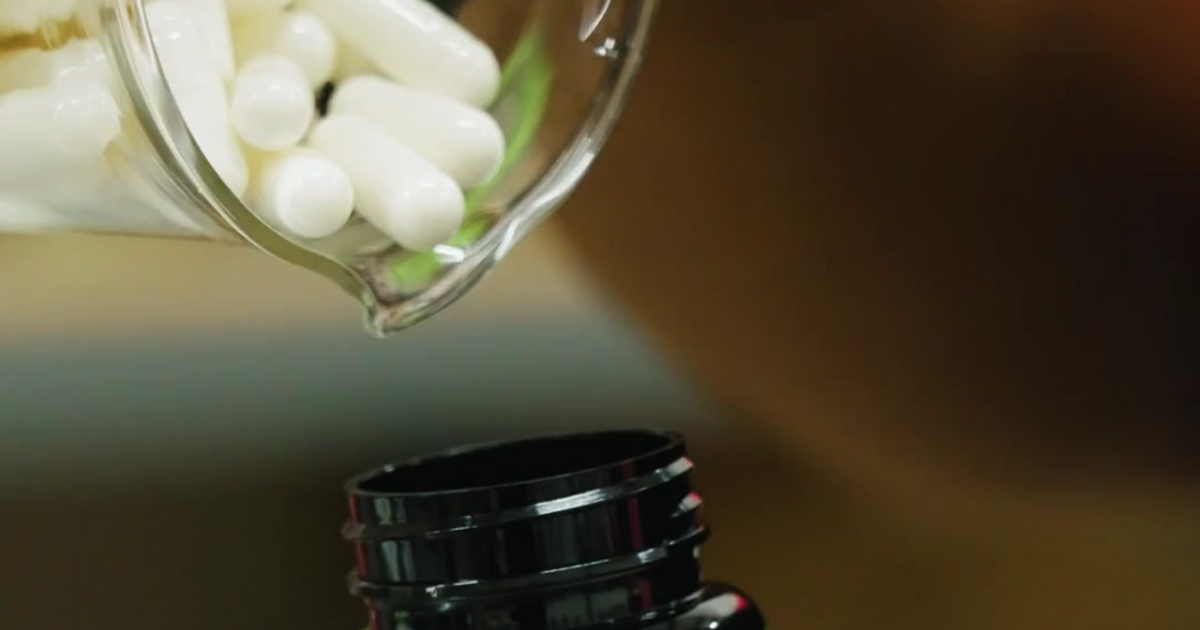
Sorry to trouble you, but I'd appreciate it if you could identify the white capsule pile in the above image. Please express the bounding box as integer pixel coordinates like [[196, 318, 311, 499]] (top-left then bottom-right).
[[0, 0, 506, 250], [0, 37, 121, 190]]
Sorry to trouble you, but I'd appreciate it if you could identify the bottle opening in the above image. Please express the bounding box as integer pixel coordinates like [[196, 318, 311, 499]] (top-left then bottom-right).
[[344, 430, 707, 630], [356, 430, 673, 493]]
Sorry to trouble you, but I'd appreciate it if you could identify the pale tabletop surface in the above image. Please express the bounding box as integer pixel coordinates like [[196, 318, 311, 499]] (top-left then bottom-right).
[[0, 224, 597, 339]]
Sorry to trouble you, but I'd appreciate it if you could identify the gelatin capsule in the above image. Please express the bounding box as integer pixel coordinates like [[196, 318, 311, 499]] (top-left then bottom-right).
[[0, 81, 121, 187], [231, 9, 337, 87], [230, 55, 314, 151], [249, 147, 355, 239], [308, 115, 464, 251], [330, 76, 504, 188], [148, 0, 248, 196]]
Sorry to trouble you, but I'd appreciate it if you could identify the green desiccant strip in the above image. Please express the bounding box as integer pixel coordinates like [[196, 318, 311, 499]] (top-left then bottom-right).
[[463, 27, 554, 214], [386, 216, 489, 291], [387, 29, 553, 288]]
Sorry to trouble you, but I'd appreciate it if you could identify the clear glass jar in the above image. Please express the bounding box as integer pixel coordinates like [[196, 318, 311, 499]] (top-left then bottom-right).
[[0, 0, 658, 335]]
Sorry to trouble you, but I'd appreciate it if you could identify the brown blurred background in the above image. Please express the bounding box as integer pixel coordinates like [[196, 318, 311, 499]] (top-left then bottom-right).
[[3, 0, 1199, 628]]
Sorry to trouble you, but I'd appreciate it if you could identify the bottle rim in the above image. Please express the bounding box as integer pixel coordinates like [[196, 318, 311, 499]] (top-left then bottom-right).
[[343, 429, 708, 629]]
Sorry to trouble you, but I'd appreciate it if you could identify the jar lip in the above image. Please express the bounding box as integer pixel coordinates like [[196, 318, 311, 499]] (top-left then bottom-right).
[[346, 429, 685, 498]]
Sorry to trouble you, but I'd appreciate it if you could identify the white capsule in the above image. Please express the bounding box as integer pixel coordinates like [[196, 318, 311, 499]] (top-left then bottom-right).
[[330, 40, 376, 83], [4, 155, 211, 234], [331, 76, 504, 189], [230, 55, 314, 151], [0, 39, 109, 92], [148, 0, 248, 196], [249, 147, 354, 239], [231, 10, 336, 87], [297, 0, 500, 107], [0, 0, 78, 36], [0, 81, 121, 188], [226, 0, 291, 16], [308, 115, 464, 251], [178, 0, 237, 80], [0, 198, 73, 232]]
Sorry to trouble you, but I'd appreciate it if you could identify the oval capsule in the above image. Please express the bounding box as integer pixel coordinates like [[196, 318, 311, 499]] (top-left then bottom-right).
[[0, 0, 77, 36], [0, 198, 71, 232], [0, 39, 109, 92], [308, 115, 464, 251], [179, 0, 238, 80], [330, 40, 376, 83], [226, 0, 291, 16], [298, 0, 500, 107], [231, 10, 337, 87], [0, 81, 120, 187], [230, 55, 315, 151], [147, 0, 248, 196], [250, 147, 354, 239], [330, 76, 504, 188]]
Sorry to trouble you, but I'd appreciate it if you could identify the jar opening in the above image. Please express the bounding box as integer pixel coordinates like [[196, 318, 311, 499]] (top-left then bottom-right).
[[357, 430, 672, 494]]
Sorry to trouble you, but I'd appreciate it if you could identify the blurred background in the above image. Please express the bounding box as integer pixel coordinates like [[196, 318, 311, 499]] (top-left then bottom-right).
[[3, 236, 1193, 630], [0, 228, 731, 629], [3, 0, 1199, 628], [0, 228, 780, 625]]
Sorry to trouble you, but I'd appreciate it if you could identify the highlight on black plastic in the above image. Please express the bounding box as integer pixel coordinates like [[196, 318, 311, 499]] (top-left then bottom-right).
[[342, 430, 711, 630]]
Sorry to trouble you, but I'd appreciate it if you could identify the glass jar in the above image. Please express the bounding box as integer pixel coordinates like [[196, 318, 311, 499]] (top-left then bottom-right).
[[343, 430, 768, 630], [0, 0, 658, 335]]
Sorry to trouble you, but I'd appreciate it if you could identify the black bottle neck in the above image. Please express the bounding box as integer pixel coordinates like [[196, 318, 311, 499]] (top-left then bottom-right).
[[343, 430, 709, 630]]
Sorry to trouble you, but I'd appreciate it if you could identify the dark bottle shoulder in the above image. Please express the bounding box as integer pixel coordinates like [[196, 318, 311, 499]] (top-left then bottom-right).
[[641, 583, 766, 630]]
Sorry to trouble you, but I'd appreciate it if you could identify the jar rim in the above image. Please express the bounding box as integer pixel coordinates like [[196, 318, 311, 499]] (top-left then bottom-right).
[[347, 429, 685, 497]]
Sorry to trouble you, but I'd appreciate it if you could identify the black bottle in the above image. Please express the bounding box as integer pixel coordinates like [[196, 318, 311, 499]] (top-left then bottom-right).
[[342, 430, 766, 630]]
